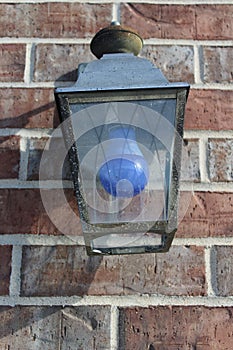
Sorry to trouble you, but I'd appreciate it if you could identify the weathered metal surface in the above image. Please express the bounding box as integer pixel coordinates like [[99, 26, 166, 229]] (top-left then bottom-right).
[[90, 23, 143, 59], [55, 53, 189, 93]]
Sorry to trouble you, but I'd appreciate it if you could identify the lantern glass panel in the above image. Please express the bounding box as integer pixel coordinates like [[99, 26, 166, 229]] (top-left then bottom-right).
[[55, 87, 187, 254]]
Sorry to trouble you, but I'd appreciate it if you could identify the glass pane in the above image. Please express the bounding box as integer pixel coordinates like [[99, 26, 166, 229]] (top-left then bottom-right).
[[91, 232, 162, 254], [69, 100, 176, 228]]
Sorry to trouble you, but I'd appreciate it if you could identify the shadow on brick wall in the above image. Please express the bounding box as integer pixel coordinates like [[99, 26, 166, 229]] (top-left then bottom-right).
[[0, 72, 105, 297], [0, 306, 62, 339], [0, 305, 111, 348], [20, 246, 103, 297], [0, 71, 78, 130]]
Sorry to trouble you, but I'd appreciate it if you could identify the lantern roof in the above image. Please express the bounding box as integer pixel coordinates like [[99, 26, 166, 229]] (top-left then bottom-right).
[[55, 22, 189, 94]]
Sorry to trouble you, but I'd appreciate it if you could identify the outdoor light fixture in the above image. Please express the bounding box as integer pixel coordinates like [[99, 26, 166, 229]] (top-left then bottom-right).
[[54, 23, 190, 255]]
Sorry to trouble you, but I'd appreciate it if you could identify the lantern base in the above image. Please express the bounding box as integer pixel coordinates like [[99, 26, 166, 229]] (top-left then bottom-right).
[[83, 226, 177, 255]]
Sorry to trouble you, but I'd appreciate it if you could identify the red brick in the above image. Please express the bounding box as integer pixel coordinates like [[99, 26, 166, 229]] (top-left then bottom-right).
[[0, 88, 58, 129], [208, 139, 233, 182], [0, 189, 80, 235], [203, 47, 233, 83], [34, 44, 94, 82], [141, 45, 194, 83], [119, 306, 233, 349], [121, 4, 196, 40], [178, 192, 233, 238], [196, 5, 233, 40], [21, 245, 206, 297], [27, 137, 71, 181], [0, 246, 12, 295], [216, 246, 233, 297], [0, 136, 20, 179], [0, 306, 111, 349], [0, 3, 112, 38], [0, 44, 25, 82], [121, 4, 233, 40], [184, 89, 233, 131]]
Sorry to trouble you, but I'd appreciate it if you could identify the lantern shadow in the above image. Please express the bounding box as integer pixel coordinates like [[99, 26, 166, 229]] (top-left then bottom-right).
[[20, 245, 103, 297], [0, 101, 58, 129], [0, 73, 104, 299], [0, 305, 108, 346], [0, 306, 62, 339], [0, 73, 77, 129]]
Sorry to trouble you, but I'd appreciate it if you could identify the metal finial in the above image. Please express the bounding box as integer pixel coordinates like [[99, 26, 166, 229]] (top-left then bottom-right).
[[90, 23, 143, 59]]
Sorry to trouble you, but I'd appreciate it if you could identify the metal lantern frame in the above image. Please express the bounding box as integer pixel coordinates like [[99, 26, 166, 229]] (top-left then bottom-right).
[[55, 26, 189, 256]]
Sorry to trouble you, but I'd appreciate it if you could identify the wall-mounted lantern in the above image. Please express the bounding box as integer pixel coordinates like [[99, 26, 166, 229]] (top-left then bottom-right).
[[55, 23, 189, 255]]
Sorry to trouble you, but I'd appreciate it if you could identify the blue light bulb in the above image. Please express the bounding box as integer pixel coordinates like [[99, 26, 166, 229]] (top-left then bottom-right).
[[98, 126, 149, 198]]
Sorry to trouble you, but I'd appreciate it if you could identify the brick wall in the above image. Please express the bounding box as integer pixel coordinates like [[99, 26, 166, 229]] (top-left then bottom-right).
[[0, 1, 232, 349]]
